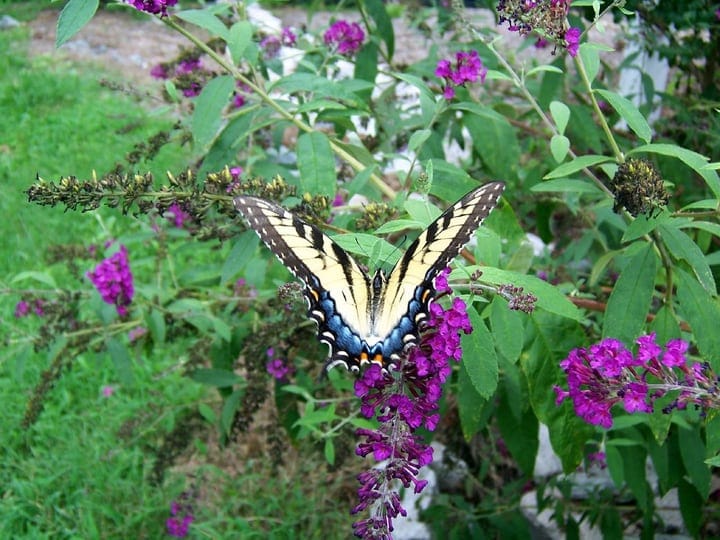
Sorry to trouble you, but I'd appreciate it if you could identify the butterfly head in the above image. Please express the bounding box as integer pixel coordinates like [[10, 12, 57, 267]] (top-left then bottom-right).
[[372, 268, 387, 295]]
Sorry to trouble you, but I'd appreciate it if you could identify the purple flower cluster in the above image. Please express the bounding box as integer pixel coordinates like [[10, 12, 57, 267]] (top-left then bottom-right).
[[564, 27, 581, 57], [165, 202, 191, 229], [496, 283, 538, 313], [260, 35, 282, 59], [266, 347, 294, 380], [352, 268, 473, 538], [127, 0, 177, 17], [86, 245, 134, 317], [435, 50, 487, 100], [554, 333, 718, 429], [282, 26, 297, 47], [324, 20, 365, 56], [496, 0, 581, 57], [14, 298, 45, 318], [166, 494, 195, 538]]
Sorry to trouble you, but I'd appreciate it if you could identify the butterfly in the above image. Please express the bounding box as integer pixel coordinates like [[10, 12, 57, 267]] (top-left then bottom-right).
[[234, 182, 505, 372]]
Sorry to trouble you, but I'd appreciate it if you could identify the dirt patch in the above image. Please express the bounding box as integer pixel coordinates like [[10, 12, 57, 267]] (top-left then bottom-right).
[[28, 9, 188, 84]]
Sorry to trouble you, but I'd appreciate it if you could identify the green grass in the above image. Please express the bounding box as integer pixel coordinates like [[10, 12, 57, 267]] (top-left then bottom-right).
[[0, 24, 184, 276], [0, 17, 354, 538]]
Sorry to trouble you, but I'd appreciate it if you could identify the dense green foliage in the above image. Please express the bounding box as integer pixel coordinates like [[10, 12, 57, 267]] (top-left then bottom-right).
[[3, 0, 720, 537]]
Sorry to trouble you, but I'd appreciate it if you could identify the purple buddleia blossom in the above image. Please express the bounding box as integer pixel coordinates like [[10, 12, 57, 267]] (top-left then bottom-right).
[[86, 245, 134, 317], [128, 0, 177, 17], [166, 202, 191, 228], [324, 20, 365, 56], [14, 300, 30, 318], [281, 26, 297, 46], [260, 35, 282, 59], [266, 347, 294, 380], [555, 333, 720, 428], [435, 50, 487, 100], [351, 268, 472, 538], [166, 492, 195, 537], [565, 27, 581, 57]]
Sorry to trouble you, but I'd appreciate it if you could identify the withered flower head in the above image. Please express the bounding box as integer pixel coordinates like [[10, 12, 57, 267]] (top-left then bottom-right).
[[611, 158, 669, 217]]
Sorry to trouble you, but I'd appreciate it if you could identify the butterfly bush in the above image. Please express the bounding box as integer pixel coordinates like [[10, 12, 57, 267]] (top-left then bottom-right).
[[352, 268, 472, 539], [86, 245, 134, 317], [554, 333, 719, 429], [324, 20, 365, 56], [435, 50, 488, 100]]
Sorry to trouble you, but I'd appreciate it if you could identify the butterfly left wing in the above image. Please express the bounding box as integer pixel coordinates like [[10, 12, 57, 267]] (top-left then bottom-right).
[[234, 196, 375, 370], [372, 182, 506, 356]]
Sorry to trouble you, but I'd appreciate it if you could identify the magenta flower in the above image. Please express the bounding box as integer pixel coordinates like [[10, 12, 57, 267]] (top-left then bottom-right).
[[128, 0, 177, 17], [86, 245, 134, 317], [101, 385, 116, 398], [182, 82, 202, 98], [166, 202, 191, 229], [176, 58, 202, 74], [555, 334, 718, 428], [150, 63, 168, 79], [14, 300, 30, 318], [351, 268, 472, 538], [266, 347, 294, 380], [324, 20, 365, 56], [166, 494, 195, 538], [260, 35, 282, 59], [281, 26, 297, 46], [128, 326, 148, 342], [435, 50, 487, 100], [565, 27, 581, 57]]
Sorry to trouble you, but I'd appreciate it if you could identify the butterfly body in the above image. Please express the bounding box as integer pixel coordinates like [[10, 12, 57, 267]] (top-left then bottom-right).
[[234, 182, 504, 372]]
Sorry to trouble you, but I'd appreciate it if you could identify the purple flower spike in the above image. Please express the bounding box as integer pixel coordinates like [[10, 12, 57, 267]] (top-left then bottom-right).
[[86, 245, 134, 317], [352, 269, 472, 538]]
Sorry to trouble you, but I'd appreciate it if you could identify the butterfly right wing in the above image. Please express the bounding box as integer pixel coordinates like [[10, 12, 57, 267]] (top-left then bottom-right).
[[234, 196, 373, 370]]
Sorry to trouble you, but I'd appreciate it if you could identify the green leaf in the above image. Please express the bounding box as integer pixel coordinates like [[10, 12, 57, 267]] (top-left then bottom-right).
[[227, 21, 254, 64], [489, 296, 523, 362], [497, 383, 538, 474], [678, 478, 703, 537], [549, 101, 570, 134], [457, 362, 491, 439], [365, 0, 394, 58], [678, 426, 711, 500], [457, 103, 520, 180], [622, 211, 671, 242], [374, 219, 423, 234], [145, 309, 166, 345], [531, 178, 604, 194], [355, 40, 378, 86], [297, 132, 337, 194], [191, 75, 235, 148], [408, 129, 432, 152], [589, 249, 620, 286], [602, 242, 657, 343], [628, 143, 720, 199], [220, 389, 244, 437], [404, 198, 441, 225], [189, 368, 243, 387], [523, 310, 593, 471], [55, 0, 100, 48], [324, 438, 336, 466], [461, 309, 498, 398], [676, 268, 720, 370], [221, 230, 260, 285], [550, 135, 570, 163], [659, 224, 716, 295], [175, 9, 230, 40], [11, 271, 57, 288], [579, 43, 600, 83], [594, 89, 652, 143], [472, 267, 582, 321], [106, 337, 133, 386], [332, 233, 398, 267], [56, 0, 99, 47], [526, 64, 564, 77], [544, 155, 612, 179]]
